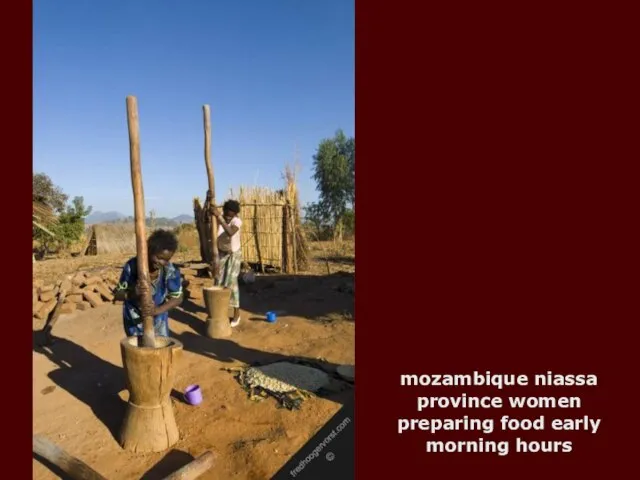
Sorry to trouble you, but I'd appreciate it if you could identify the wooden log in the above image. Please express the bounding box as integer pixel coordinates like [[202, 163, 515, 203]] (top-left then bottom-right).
[[60, 303, 76, 314], [84, 275, 103, 286], [193, 200, 212, 264], [254, 203, 265, 273], [83, 291, 102, 308], [33, 435, 108, 480], [35, 299, 57, 320], [33, 301, 44, 316], [95, 283, 115, 302], [126, 95, 156, 348], [33, 288, 39, 311], [60, 278, 73, 292], [187, 263, 210, 270], [202, 104, 219, 286], [66, 293, 85, 304], [282, 204, 289, 273], [40, 289, 57, 303], [289, 202, 298, 274], [76, 301, 92, 311], [161, 451, 215, 480]]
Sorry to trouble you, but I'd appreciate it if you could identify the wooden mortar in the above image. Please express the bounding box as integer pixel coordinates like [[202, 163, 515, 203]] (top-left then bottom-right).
[[203, 287, 232, 338], [119, 336, 183, 453]]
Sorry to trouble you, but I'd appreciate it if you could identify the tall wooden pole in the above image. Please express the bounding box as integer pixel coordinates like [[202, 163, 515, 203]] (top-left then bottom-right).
[[203, 105, 219, 285], [126, 96, 156, 348]]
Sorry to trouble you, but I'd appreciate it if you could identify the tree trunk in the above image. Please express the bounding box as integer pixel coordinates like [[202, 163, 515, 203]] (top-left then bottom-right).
[[194, 198, 214, 265], [333, 216, 344, 242]]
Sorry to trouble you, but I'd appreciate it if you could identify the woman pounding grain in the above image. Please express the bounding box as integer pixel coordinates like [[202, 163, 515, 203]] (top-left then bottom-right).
[[114, 229, 183, 337], [212, 200, 243, 327]]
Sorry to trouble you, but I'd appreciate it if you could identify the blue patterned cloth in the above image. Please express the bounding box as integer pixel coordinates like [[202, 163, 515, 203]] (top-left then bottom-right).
[[115, 257, 182, 337]]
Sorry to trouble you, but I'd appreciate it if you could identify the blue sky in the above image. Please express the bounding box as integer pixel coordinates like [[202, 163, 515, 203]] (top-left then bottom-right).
[[33, 0, 354, 218]]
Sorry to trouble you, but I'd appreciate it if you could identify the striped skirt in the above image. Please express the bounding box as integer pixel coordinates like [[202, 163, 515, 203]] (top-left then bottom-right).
[[216, 250, 242, 308]]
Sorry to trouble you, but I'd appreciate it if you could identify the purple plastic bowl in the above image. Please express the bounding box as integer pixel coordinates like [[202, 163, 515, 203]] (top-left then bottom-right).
[[184, 385, 203, 406]]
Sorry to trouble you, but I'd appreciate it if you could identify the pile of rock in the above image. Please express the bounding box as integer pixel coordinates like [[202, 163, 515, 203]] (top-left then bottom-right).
[[32, 263, 211, 322], [32, 268, 121, 321], [180, 265, 207, 300]]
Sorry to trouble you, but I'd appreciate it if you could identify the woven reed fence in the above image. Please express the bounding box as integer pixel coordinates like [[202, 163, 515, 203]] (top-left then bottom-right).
[[193, 184, 308, 273]]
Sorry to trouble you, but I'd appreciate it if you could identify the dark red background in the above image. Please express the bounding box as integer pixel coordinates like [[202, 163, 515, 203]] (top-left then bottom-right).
[[355, 1, 636, 478], [10, 1, 637, 477]]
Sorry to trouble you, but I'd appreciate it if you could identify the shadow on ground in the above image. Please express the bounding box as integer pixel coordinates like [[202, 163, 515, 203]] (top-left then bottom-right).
[[234, 272, 354, 323], [140, 449, 195, 480], [32, 302, 353, 443], [33, 330, 126, 443], [317, 255, 355, 266]]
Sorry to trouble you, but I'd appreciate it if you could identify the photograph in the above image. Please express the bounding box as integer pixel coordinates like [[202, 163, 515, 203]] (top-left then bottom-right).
[[32, 1, 354, 478]]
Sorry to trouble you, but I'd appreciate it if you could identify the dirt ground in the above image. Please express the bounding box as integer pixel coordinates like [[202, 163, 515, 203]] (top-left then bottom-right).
[[32, 242, 354, 479]]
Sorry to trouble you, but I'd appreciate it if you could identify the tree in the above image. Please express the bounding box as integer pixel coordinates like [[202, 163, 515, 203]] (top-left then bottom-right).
[[303, 202, 331, 240], [32, 173, 93, 257], [311, 129, 355, 239], [33, 173, 68, 213]]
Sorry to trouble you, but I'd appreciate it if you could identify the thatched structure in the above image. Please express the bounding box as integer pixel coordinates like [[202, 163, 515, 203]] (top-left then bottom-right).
[[84, 223, 137, 256], [194, 173, 308, 273], [32, 200, 57, 237]]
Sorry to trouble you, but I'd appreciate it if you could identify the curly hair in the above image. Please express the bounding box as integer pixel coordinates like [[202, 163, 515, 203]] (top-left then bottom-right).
[[223, 200, 241, 214], [148, 229, 179, 254]]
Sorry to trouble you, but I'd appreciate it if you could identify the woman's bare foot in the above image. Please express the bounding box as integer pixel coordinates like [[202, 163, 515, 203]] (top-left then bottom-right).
[[230, 307, 241, 327]]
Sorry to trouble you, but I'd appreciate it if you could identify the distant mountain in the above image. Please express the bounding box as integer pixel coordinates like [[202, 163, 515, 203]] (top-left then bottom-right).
[[172, 214, 194, 224], [85, 211, 126, 224], [85, 211, 194, 227]]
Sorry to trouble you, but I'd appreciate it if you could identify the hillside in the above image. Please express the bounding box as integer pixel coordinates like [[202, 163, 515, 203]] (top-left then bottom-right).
[[86, 211, 194, 227]]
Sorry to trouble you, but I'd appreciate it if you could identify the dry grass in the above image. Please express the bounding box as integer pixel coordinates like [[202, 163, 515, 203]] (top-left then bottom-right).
[[84, 223, 137, 256], [306, 240, 355, 275], [283, 164, 309, 270], [175, 223, 200, 251]]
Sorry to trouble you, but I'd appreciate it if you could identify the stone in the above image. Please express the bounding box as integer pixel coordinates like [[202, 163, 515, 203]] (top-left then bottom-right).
[[72, 272, 86, 286], [35, 299, 57, 320], [60, 303, 76, 315], [84, 276, 103, 286], [95, 283, 114, 302], [188, 288, 203, 300], [76, 301, 92, 311], [83, 291, 102, 308], [39, 289, 57, 303], [66, 293, 85, 304]]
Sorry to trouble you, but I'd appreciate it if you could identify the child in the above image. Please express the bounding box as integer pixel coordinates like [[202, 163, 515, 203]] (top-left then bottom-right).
[[213, 200, 243, 327], [114, 229, 183, 337]]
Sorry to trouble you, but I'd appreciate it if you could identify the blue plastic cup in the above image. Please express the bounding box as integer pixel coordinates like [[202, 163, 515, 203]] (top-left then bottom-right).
[[266, 311, 277, 323]]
